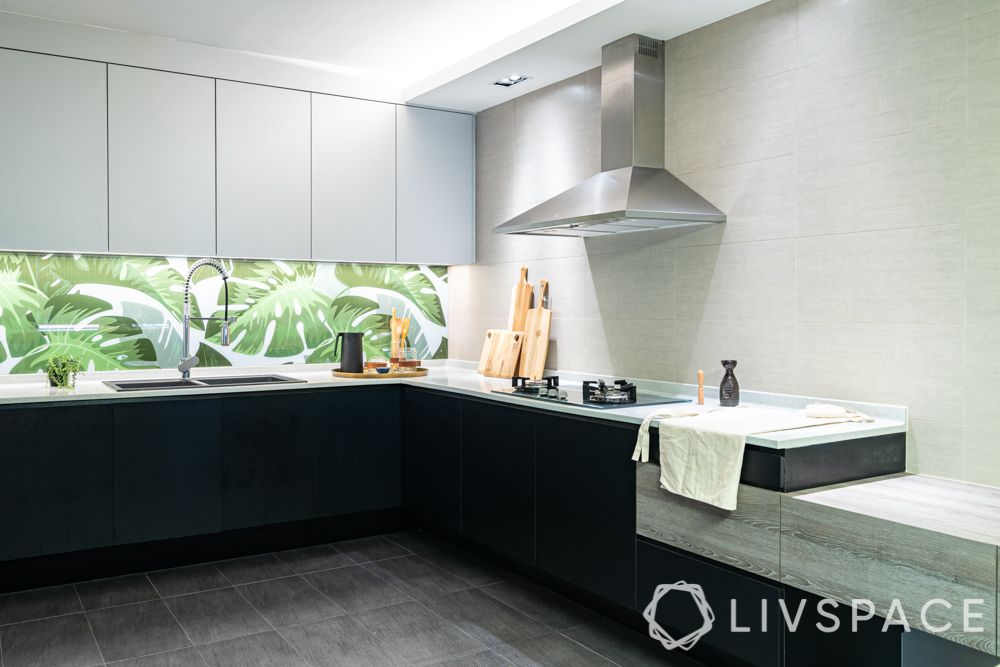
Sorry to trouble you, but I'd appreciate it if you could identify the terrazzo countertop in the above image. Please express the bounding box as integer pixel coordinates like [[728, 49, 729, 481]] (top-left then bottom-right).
[[0, 361, 906, 450]]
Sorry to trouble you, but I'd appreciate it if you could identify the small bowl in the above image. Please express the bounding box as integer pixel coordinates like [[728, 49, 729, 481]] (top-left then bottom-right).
[[375, 367, 391, 375]]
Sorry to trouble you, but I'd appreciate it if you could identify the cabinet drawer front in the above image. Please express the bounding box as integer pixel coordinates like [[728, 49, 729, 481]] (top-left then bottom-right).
[[637, 463, 781, 581], [637, 539, 783, 667], [781, 496, 997, 655]]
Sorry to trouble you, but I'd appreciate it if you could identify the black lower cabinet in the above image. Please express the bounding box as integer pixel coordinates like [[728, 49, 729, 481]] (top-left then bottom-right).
[[0, 403, 113, 561], [460, 400, 535, 563], [114, 398, 222, 544], [637, 538, 783, 667], [401, 389, 461, 531], [535, 413, 637, 609], [221, 393, 318, 529], [316, 387, 401, 515]]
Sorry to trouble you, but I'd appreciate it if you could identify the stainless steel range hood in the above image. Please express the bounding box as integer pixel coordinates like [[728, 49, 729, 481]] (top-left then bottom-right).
[[494, 34, 726, 237]]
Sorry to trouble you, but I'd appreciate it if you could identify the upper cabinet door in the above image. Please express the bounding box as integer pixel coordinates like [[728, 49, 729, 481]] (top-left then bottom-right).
[[216, 81, 311, 260], [108, 66, 216, 257], [312, 94, 396, 263], [0, 50, 108, 253], [396, 106, 474, 265]]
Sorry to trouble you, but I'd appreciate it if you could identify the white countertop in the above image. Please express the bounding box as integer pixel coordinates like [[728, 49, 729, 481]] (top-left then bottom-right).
[[0, 361, 906, 450]]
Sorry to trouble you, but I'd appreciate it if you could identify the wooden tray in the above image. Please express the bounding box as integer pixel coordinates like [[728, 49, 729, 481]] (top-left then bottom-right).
[[332, 367, 429, 379]]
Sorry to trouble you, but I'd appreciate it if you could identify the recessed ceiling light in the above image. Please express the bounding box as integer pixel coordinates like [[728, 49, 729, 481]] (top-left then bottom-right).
[[493, 74, 531, 87]]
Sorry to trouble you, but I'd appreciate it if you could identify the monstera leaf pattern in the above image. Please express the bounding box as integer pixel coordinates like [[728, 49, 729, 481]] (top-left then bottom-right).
[[12, 294, 157, 373], [0, 252, 447, 376]]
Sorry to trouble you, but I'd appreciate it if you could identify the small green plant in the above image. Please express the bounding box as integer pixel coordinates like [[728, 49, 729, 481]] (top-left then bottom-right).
[[46, 354, 82, 389]]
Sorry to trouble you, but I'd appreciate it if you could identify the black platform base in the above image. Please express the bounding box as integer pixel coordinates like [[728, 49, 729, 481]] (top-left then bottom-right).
[[0, 507, 408, 594]]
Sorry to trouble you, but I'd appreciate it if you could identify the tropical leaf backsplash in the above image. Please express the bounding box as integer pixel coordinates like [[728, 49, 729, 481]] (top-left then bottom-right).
[[0, 253, 447, 375]]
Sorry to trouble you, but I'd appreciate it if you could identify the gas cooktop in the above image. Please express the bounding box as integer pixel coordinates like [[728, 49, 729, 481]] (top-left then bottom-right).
[[491, 376, 689, 410]]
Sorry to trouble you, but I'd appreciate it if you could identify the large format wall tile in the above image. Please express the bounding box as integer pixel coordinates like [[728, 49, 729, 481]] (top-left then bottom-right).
[[455, 0, 1000, 487]]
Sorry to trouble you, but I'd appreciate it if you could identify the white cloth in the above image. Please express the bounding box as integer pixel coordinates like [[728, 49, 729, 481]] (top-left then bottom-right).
[[632, 405, 871, 511]]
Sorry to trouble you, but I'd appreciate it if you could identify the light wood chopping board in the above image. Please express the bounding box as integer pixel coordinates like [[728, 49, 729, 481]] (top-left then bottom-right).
[[477, 329, 524, 378], [507, 266, 532, 333], [518, 279, 551, 380]]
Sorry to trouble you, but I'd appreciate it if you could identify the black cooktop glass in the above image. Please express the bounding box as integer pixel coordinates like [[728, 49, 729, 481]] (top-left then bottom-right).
[[491, 386, 690, 410]]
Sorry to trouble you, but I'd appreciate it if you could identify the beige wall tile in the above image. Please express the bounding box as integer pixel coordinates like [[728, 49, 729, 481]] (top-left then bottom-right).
[[673, 320, 796, 393], [668, 70, 797, 174], [964, 427, 1000, 486], [797, 0, 968, 65], [797, 127, 966, 237], [796, 22, 966, 151], [457, 0, 996, 486], [585, 318, 675, 380], [676, 239, 796, 322], [585, 242, 676, 320], [797, 225, 966, 324], [665, 0, 798, 99], [907, 420, 965, 479]]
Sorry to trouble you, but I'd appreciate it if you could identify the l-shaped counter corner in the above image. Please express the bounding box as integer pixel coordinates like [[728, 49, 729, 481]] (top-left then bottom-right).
[[5, 361, 997, 663]]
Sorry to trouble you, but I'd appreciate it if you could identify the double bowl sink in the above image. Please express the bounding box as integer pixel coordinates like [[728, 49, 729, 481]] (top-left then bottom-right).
[[104, 374, 305, 392]]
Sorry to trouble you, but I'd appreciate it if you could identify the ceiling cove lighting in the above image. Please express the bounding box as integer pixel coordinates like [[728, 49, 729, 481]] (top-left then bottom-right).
[[493, 73, 531, 87]]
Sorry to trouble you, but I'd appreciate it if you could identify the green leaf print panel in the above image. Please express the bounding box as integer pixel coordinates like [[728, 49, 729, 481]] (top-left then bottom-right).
[[0, 253, 447, 376]]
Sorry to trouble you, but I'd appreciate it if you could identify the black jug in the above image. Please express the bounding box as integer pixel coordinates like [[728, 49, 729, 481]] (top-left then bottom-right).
[[335, 332, 364, 373]]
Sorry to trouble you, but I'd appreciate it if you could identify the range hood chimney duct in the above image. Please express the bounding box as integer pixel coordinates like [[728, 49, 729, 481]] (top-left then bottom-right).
[[494, 34, 726, 237]]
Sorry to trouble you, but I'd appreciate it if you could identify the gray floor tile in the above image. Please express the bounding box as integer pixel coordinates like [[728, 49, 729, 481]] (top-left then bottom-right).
[[279, 615, 407, 666], [493, 632, 613, 667], [86, 599, 191, 662], [420, 650, 512, 666], [197, 631, 307, 667], [215, 554, 294, 585], [425, 588, 548, 648], [274, 545, 355, 574], [355, 600, 483, 663], [164, 588, 270, 645], [147, 564, 230, 598], [385, 529, 448, 554], [0, 584, 82, 625], [108, 646, 207, 666], [76, 574, 159, 610], [363, 555, 471, 600], [563, 621, 701, 666], [480, 579, 599, 630], [332, 536, 411, 563], [238, 575, 346, 628], [304, 564, 411, 614], [419, 546, 513, 587], [0, 613, 103, 667]]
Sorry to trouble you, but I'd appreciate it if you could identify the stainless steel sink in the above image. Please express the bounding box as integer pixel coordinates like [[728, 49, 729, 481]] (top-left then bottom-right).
[[104, 374, 305, 392]]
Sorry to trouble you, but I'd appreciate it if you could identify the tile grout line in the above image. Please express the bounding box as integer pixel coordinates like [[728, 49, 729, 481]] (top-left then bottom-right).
[[75, 586, 108, 666], [228, 570, 314, 666]]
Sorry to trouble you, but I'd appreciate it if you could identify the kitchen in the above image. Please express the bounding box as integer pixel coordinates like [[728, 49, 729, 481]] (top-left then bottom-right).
[[0, 1, 994, 666]]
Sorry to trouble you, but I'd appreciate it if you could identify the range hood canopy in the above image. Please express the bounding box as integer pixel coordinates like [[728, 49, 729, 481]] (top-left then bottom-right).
[[494, 34, 725, 237]]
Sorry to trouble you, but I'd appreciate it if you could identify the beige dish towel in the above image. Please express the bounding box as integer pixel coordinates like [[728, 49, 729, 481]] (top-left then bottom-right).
[[632, 406, 873, 511]]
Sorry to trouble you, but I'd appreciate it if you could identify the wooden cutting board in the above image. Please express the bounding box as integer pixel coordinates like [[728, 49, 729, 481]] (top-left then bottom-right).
[[518, 280, 552, 380], [507, 266, 532, 333], [477, 329, 524, 378]]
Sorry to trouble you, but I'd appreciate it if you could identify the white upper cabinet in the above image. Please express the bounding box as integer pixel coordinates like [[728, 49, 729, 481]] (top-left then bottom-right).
[[216, 80, 311, 260], [312, 94, 396, 263], [396, 106, 474, 265], [0, 49, 108, 253], [108, 66, 216, 257]]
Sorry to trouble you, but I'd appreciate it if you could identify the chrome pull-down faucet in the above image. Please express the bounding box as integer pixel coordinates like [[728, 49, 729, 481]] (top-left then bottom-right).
[[179, 258, 237, 381]]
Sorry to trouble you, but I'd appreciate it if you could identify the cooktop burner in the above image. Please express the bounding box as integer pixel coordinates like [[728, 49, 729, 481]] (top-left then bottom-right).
[[492, 376, 689, 410]]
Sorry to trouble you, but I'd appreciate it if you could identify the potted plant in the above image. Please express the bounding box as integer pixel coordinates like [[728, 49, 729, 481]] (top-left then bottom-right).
[[47, 354, 82, 389]]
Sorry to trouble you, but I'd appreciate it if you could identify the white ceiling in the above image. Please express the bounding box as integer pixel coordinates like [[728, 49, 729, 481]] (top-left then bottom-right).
[[0, 0, 767, 111]]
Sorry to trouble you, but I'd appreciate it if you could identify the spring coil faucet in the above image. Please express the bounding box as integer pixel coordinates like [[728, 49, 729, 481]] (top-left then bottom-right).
[[178, 258, 237, 381]]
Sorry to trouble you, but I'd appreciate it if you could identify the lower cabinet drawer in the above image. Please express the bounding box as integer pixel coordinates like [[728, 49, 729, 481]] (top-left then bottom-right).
[[637, 538, 783, 667], [636, 463, 781, 581]]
